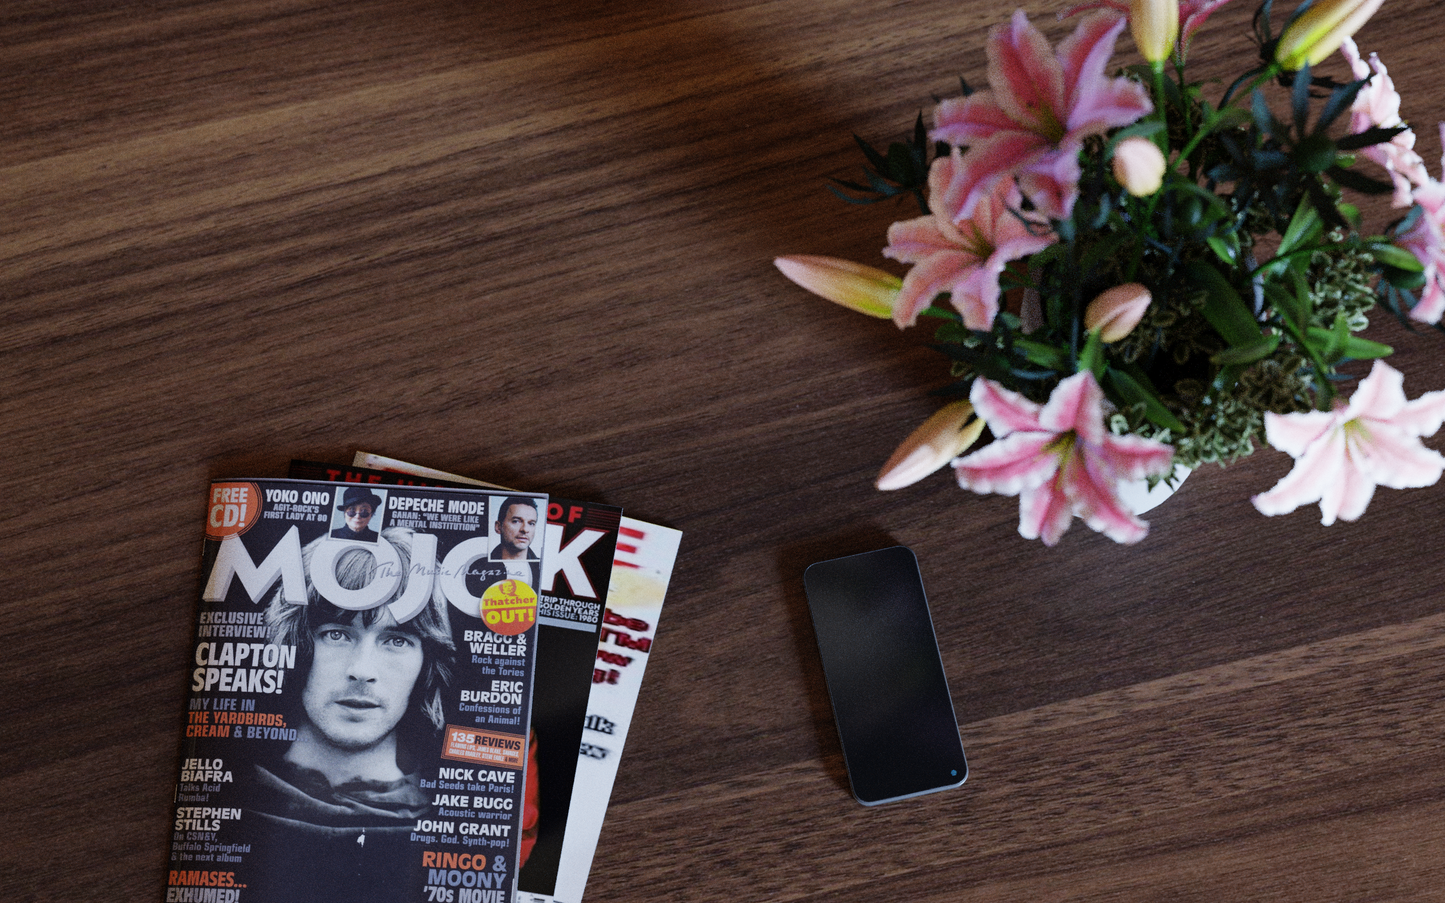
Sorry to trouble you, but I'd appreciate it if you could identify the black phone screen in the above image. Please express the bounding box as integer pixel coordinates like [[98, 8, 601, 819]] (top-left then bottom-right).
[[803, 546, 967, 805]]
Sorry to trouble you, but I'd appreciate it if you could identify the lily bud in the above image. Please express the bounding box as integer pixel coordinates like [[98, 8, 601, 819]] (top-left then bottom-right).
[[774, 255, 900, 319], [1131, 0, 1180, 64], [876, 400, 985, 491], [1112, 137, 1168, 196], [1275, 0, 1386, 71], [1085, 283, 1152, 342]]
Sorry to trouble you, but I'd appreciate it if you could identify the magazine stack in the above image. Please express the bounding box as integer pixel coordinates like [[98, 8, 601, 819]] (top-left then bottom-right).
[[165, 461, 681, 903]]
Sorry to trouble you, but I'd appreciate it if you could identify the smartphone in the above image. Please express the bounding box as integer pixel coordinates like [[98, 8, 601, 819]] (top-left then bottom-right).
[[803, 546, 968, 805]]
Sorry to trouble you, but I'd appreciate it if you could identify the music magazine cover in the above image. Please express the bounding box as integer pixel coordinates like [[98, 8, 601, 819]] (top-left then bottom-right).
[[287, 459, 624, 903], [345, 453, 682, 903], [166, 478, 547, 903]]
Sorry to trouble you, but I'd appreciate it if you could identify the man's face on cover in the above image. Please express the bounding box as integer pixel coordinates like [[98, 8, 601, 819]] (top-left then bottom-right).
[[344, 503, 373, 534], [495, 503, 537, 556], [301, 612, 423, 752]]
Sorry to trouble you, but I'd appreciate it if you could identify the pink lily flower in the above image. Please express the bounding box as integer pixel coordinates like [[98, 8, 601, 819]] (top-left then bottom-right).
[[1063, 0, 1235, 51], [1339, 39, 1428, 209], [1395, 125, 1445, 323], [884, 151, 1054, 329], [954, 372, 1175, 545], [1252, 360, 1445, 524], [932, 10, 1152, 222]]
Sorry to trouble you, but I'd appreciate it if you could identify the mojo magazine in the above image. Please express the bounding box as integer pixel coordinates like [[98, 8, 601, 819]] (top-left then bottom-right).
[[167, 479, 546, 903], [348, 452, 682, 903], [288, 459, 625, 903]]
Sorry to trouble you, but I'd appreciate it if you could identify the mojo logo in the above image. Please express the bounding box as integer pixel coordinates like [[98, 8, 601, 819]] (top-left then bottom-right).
[[201, 526, 504, 623]]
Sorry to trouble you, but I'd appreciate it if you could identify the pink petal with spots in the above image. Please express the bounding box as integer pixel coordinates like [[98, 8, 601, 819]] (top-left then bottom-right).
[[1018, 480, 1076, 545], [1393, 389, 1445, 437], [1097, 434, 1176, 481], [1057, 12, 1127, 113], [954, 432, 1060, 496], [1345, 359, 1408, 418], [1180, 0, 1235, 46], [933, 93, 1030, 148], [1037, 372, 1105, 440], [950, 258, 1008, 330], [969, 378, 1045, 436], [884, 214, 961, 264], [1354, 423, 1445, 489], [1072, 452, 1150, 543], [892, 250, 977, 327], [947, 130, 1054, 220], [1255, 361, 1445, 523], [1018, 149, 1084, 220], [1068, 76, 1153, 139], [1263, 408, 1339, 457], [1253, 432, 1345, 520], [987, 10, 1067, 134], [1317, 439, 1375, 524]]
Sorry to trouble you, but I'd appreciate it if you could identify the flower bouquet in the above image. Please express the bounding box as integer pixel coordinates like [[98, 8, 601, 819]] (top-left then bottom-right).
[[777, 0, 1445, 545]]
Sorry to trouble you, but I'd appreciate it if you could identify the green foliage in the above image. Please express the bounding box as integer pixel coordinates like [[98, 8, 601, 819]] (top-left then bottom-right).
[[826, 0, 1428, 471], [830, 113, 942, 214]]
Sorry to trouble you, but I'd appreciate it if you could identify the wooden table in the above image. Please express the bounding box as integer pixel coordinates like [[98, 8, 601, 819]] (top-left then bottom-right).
[[7, 0, 1445, 899]]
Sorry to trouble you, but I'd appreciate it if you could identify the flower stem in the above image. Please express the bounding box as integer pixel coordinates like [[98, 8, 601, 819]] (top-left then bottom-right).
[[1151, 61, 1169, 153]]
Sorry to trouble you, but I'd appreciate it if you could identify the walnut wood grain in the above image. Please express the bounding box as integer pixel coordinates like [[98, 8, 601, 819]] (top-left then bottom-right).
[[5, 1, 1445, 900]]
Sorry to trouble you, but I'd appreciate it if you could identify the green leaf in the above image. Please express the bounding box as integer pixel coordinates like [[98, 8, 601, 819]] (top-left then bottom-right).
[[1106, 368, 1187, 434], [1276, 194, 1323, 258], [1077, 231, 1132, 280], [1207, 105, 1253, 132], [1340, 337, 1392, 360], [827, 182, 891, 205], [928, 343, 1013, 382], [1211, 333, 1282, 366], [1185, 260, 1264, 347], [1304, 324, 1392, 360], [1215, 363, 1250, 395], [1106, 118, 1165, 151], [886, 143, 912, 179], [1336, 125, 1410, 152], [1367, 241, 1425, 272], [852, 134, 889, 171], [1316, 76, 1368, 134], [1015, 338, 1070, 371], [1078, 329, 1106, 379], [1266, 268, 1313, 334], [1208, 235, 1238, 265], [864, 169, 902, 195], [1291, 63, 1311, 139], [1307, 317, 1344, 361], [1328, 165, 1395, 195], [1295, 134, 1338, 174], [1384, 266, 1428, 290], [1251, 89, 1279, 138]]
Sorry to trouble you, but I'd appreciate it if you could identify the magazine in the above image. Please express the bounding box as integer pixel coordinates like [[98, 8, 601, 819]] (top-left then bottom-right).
[[544, 516, 679, 903], [350, 453, 681, 903], [288, 460, 624, 901], [166, 478, 547, 903]]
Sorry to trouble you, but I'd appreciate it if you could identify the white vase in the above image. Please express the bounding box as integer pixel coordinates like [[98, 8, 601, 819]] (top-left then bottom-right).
[[1118, 466, 1190, 515]]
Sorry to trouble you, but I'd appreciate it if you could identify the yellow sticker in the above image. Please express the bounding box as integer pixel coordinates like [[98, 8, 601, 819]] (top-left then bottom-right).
[[480, 579, 537, 636]]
